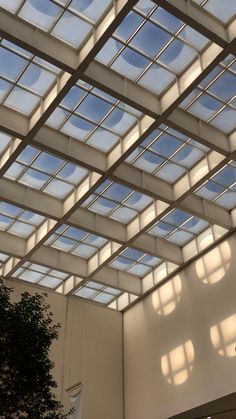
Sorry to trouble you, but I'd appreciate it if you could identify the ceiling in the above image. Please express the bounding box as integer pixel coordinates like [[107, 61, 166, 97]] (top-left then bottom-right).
[[0, 0, 235, 311]]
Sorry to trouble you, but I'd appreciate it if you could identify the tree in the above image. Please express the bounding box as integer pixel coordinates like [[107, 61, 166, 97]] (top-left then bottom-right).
[[0, 278, 71, 418]]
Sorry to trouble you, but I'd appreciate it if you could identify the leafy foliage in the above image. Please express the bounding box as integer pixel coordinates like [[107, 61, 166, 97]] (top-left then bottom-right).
[[0, 279, 70, 418]]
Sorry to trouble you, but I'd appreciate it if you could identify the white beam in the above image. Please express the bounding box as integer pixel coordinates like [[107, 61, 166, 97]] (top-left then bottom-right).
[[0, 178, 183, 264], [0, 230, 141, 294], [83, 62, 230, 155], [69, 211, 183, 265]]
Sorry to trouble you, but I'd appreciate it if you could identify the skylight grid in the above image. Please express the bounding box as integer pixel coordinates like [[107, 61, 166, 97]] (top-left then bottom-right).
[[96, 1, 209, 95], [126, 124, 209, 183], [44, 224, 108, 259], [0, 201, 45, 238], [4, 145, 89, 199], [0, 38, 60, 115], [75, 280, 122, 306], [46, 80, 142, 152], [81, 180, 153, 224], [0, 0, 234, 310], [110, 247, 163, 277], [13, 261, 69, 289], [0, 0, 113, 48], [180, 55, 236, 134], [195, 162, 236, 210], [148, 209, 210, 246], [192, 0, 236, 24]]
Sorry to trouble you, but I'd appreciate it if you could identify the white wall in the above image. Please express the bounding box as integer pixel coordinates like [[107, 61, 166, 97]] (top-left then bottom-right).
[[8, 280, 123, 419], [8, 233, 236, 419], [123, 234, 236, 419]]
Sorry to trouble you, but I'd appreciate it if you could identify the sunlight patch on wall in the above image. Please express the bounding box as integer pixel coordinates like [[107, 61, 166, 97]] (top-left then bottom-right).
[[152, 275, 182, 315], [210, 314, 236, 358], [196, 241, 231, 284], [161, 340, 194, 385]]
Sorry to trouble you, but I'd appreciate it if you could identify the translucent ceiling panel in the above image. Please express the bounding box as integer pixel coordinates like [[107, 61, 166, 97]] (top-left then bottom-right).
[[0, 39, 60, 116], [46, 81, 143, 152], [0, 251, 11, 267], [75, 280, 122, 306], [126, 123, 209, 183], [110, 247, 163, 277], [4, 145, 89, 199], [13, 261, 69, 289], [0, 131, 13, 155], [81, 180, 153, 224], [180, 55, 236, 134], [195, 162, 236, 210], [192, 0, 236, 24], [149, 209, 209, 246], [0, 0, 112, 49], [0, 0, 234, 309], [96, 1, 209, 96], [45, 223, 108, 259], [0, 201, 45, 238]]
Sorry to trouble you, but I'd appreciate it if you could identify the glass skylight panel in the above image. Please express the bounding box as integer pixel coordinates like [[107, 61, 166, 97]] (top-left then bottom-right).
[[110, 247, 162, 277], [0, 201, 45, 238], [0, 251, 10, 267], [149, 209, 209, 246], [0, 131, 13, 155], [4, 145, 89, 199], [126, 124, 209, 183], [82, 180, 153, 224], [195, 162, 236, 210], [45, 224, 108, 259], [46, 81, 142, 152], [96, 1, 209, 95], [0, 39, 60, 115], [74, 280, 123, 306], [180, 55, 236, 134], [0, 0, 112, 49], [13, 261, 69, 289], [192, 0, 236, 24]]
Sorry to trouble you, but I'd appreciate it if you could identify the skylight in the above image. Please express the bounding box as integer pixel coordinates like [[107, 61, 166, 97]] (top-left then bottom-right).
[[47, 80, 143, 152], [5, 145, 89, 199], [0, 0, 235, 311], [0, 38, 60, 115], [96, 1, 209, 95]]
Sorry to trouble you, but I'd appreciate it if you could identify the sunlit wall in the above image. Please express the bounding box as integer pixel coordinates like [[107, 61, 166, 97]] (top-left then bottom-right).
[[124, 233, 236, 419]]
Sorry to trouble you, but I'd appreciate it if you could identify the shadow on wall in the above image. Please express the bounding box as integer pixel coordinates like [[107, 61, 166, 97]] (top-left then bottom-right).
[[196, 241, 231, 285], [161, 339, 195, 386], [152, 275, 182, 316], [210, 314, 236, 358], [148, 238, 235, 388]]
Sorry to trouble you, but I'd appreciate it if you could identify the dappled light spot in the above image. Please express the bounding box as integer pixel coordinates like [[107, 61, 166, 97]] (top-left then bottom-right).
[[152, 275, 182, 315], [210, 314, 236, 358], [196, 242, 231, 284], [161, 340, 194, 385]]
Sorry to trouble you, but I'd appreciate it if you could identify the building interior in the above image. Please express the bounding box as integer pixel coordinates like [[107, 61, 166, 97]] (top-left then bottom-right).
[[0, 0, 235, 418]]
